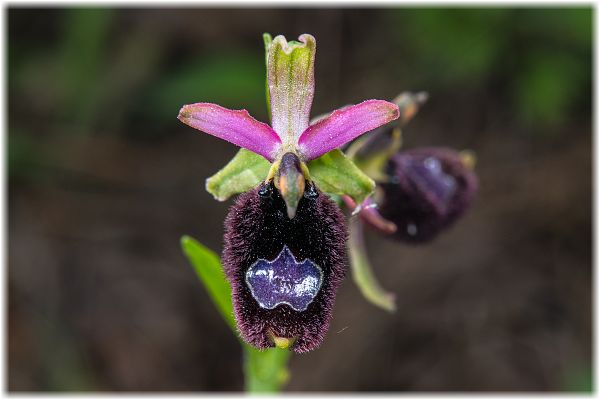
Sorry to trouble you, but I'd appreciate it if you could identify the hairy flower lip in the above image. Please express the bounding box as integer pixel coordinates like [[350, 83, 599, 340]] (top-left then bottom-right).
[[223, 182, 348, 353]]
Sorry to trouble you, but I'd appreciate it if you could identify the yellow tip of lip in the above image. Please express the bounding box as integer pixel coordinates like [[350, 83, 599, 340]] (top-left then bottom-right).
[[272, 336, 293, 349], [268, 328, 297, 350]]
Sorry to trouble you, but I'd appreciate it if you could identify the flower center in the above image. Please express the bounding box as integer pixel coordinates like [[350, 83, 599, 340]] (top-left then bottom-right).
[[245, 246, 323, 311]]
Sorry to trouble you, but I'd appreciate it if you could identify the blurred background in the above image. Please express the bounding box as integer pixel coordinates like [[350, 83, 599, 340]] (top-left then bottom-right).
[[8, 7, 592, 392]]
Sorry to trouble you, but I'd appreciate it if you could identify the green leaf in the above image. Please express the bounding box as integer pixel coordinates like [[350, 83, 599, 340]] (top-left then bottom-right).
[[180, 235, 235, 330], [180, 235, 292, 393], [243, 345, 291, 393], [205, 148, 271, 201], [308, 149, 376, 205]]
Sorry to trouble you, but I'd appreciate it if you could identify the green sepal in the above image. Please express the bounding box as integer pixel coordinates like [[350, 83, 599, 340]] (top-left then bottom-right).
[[307, 149, 376, 205], [205, 148, 271, 201], [267, 34, 316, 145]]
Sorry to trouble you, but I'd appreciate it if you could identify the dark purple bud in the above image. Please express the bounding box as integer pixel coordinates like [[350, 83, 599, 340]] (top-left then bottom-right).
[[376, 147, 478, 243], [222, 181, 347, 353]]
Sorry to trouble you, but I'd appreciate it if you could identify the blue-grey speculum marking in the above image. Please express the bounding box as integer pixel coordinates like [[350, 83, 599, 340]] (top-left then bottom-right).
[[245, 246, 323, 311]]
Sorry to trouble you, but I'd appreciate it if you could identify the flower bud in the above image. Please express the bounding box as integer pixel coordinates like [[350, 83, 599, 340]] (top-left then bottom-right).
[[222, 181, 347, 353], [376, 147, 478, 243]]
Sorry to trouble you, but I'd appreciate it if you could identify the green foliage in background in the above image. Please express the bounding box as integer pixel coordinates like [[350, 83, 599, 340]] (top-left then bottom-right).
[[388, 7, 591, 131], [59, 8, 114, 122], [152, 52, 266, 121], [563, 365, 593, 393], [180, 236, 290, 393]]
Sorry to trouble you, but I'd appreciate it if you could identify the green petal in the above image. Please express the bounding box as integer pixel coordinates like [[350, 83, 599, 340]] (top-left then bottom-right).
[[205, 148, 271, 201], [307, 149, 375, 205]]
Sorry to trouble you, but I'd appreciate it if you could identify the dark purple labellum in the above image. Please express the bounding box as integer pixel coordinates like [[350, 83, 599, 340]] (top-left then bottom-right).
[[246, 246, 323, 311], [222, 182, 347, 353], [377, 147, 478, 243]]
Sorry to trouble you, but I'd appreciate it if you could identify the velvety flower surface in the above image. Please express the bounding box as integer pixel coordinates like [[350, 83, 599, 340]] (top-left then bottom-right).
[[377, 147, 478, 243], [222, 182, 347, 353]]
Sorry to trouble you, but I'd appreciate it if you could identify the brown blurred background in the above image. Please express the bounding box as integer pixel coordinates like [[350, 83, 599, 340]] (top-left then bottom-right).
[[8, 7, 592, 392]]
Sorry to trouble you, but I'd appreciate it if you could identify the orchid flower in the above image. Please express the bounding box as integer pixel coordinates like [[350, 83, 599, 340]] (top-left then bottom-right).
[[177, 33, 400, 353]]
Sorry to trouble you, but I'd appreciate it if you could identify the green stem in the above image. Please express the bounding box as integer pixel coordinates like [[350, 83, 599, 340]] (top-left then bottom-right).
[[243, 345, 291, 393]]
